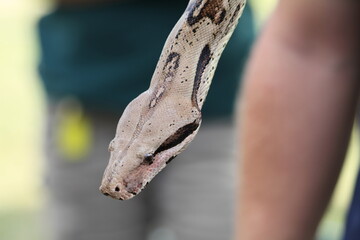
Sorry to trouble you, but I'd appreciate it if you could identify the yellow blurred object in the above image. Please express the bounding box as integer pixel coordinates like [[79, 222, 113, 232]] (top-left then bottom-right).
[[55, 99, 93, 161], [249, 0, 278, 28]]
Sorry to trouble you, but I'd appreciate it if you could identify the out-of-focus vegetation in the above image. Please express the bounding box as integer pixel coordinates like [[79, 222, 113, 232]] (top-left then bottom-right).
[[318, 128, 360, 239], [250, 0, 278, 28], [0, 0, 358, 239], [0, 0, 49, 239]]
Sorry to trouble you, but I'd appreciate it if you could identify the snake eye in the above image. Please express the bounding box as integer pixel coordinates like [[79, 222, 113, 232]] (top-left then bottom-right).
[[142, 153, 154, 165]]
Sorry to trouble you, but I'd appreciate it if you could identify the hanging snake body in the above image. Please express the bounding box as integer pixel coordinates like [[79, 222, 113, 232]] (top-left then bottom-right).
[[100, 0, 246, 200]]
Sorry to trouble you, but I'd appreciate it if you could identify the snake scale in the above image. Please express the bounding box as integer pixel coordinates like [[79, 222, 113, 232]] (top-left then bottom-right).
[[100, 0, 246, 200]]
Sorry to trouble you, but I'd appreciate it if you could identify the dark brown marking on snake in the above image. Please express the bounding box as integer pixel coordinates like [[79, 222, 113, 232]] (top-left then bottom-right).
[[191, 44, 211, 108], [187, 0, 226, 26], [166, 156, 177, 165], [148, 52, 179, 109], [230, 4, 241, 24], [224, 3, 242, 35], [175, 29, 183, 40], [163, 52, 180, 77], [218, 9, 226, 23], [154, 121, 200, 155], [149, 88, 164, 108]]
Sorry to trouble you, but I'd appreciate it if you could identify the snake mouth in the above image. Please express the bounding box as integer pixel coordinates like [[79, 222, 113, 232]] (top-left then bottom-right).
[[118, 120, 200, 199], [99, 164, 152, 200]]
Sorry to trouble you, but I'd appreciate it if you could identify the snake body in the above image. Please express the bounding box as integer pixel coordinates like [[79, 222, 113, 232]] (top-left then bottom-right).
[[100, 0, 246, 200]]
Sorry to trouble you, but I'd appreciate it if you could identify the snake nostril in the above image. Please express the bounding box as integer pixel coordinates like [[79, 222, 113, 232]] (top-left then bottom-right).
[[103, 192, 109, 196], [115, 186, 120, 192]]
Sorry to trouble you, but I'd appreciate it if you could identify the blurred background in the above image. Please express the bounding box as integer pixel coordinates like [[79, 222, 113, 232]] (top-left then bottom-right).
[[0, 0, 359, 239]]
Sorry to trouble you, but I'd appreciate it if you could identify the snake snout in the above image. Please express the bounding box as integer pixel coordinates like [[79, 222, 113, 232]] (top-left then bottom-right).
[[99, 181, 136, 200]]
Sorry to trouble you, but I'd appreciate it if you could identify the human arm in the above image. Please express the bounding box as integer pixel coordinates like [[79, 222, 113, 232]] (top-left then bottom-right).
[[237, 1, 360, 239]]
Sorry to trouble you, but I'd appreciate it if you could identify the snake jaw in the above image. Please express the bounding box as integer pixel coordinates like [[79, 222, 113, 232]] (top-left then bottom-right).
[[99, 152, 166, 200], [100, 118, 201, 200]]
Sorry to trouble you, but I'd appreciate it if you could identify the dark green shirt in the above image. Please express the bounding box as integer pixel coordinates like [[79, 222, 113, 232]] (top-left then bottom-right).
[[38, 1, 254, 118]]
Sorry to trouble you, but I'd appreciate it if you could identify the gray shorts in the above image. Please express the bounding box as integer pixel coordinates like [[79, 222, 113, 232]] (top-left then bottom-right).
[[44, 103, 236, 240]]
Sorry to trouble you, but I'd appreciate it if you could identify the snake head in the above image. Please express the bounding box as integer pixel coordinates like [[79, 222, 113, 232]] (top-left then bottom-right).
[[99, 92, 201, 200]]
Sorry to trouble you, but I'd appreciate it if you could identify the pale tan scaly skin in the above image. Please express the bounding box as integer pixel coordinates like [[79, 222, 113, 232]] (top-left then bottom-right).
[[100, 0, 246, 200]]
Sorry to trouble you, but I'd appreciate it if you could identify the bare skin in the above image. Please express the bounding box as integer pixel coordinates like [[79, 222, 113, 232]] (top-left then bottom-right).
[[237, 1, 360, 239]]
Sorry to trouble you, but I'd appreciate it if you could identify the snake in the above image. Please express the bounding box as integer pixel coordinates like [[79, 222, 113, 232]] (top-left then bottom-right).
[[100, 0, 246, 200]]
